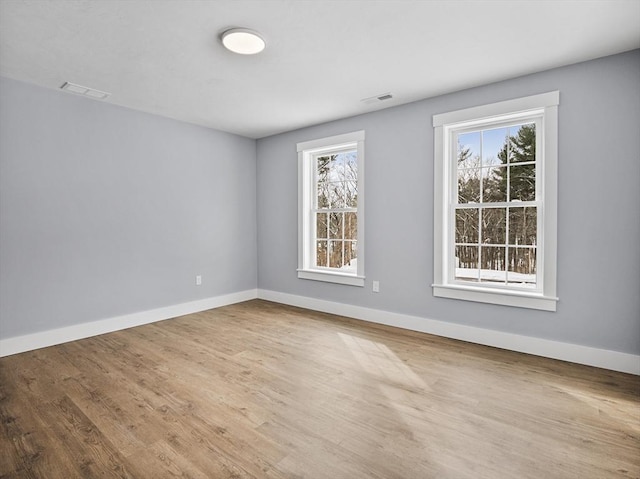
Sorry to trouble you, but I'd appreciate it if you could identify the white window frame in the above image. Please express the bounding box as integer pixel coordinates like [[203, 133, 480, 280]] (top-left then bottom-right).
[[297, 131, 365, 286], [433, 92, 559, 311]]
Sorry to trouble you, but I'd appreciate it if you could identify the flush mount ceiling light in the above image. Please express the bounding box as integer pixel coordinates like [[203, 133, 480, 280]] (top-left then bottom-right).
[[221, 28, 265, 55]]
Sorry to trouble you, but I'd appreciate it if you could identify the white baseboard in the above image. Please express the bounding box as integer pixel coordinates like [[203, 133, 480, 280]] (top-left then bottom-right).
[[258, 289, 640, 375], [3, 288, 637, 375], [0, 289, 258, 357]]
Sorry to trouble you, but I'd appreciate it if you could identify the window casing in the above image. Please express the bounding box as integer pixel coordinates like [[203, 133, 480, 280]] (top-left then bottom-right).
[[298, 131, 365, 286], [433, 92, 559, 311]]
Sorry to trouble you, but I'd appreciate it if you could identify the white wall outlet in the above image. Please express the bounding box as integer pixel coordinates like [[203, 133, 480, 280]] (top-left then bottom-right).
[[372, 280, 380, 293], [196, 275, 202, 286]]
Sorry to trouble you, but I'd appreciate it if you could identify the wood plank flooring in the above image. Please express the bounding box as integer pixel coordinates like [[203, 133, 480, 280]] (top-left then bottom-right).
[[1, 299, 638, 478]]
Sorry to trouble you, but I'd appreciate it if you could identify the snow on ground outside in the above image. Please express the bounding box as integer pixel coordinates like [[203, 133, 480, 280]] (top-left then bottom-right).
[[456, 268, 535, 286]]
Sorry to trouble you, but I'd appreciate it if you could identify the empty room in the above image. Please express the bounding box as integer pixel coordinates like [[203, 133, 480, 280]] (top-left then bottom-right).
[[1, 1, 639, 478]]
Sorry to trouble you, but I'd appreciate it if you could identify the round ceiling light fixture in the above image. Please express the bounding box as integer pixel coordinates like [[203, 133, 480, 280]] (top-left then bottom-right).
[[221, 28, 266, 55]]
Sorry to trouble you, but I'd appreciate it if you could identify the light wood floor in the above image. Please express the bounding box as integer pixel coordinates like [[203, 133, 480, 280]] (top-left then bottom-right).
[[1, 300, 638, 478]]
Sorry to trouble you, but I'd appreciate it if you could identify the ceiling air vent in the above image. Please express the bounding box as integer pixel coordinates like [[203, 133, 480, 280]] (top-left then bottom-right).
[[60, 82, 110, 100], [360, 92, 393, 105]]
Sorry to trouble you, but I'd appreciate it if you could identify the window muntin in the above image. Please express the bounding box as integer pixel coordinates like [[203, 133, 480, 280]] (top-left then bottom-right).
[[432, 91, 559, 311], [297, 131, 365, 286], [314, 150, 358, 272], [453, 120, 540, 290]]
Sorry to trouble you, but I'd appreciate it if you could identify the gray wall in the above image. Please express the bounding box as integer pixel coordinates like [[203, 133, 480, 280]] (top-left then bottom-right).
[[257, 49, 640, 355], [2, 50, 638, 355], [0, 76, 257, 339]]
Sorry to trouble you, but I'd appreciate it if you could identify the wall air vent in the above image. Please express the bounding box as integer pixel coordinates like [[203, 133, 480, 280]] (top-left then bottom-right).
[[360, 92, 393, 105], [60, 82, 110, 100]]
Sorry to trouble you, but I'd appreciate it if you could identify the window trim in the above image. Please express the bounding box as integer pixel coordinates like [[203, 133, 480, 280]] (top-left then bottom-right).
[[433, 92, 559, 311], [297, 131, 365, 287]]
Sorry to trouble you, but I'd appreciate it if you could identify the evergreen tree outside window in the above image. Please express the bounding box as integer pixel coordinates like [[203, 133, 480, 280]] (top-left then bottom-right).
[[455, 122, 538, 287], [433, 92, 559, 311]]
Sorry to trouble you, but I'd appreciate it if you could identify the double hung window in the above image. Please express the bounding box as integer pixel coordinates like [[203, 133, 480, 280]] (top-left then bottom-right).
[[433, 92, 559, 310], [297, 131, 365, 286]]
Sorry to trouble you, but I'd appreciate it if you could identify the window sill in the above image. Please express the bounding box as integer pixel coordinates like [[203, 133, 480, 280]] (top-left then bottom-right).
[[432, 284, 558, 311], [298, 269, 365, 287]]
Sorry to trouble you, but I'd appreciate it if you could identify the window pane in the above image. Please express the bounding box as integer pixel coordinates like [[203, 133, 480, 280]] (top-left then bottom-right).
[[343, 151, 358, 181], [455, 245, 479, 282], [482, 208, 506, 244], [482, 166, 506, 202], [482, 127, 509, 167], [509, 207, 536, 245], [317, 155, 332, 182], [327, 155, 342, 182], [342, 241, 357, 272], [458, 132, 481, 169], [328, 182, 346, 208], [316, 241, 328, 267], [332, 154, 346, 180], [479, 246, 506, 283], [329, 240, 343, 268], [317, 182, 329, 208], [509, 164, 535, 201], [345, 180, 357, 207], [329, 212, 343, 239], [507, 247, 536, 287], [344, 212, 357, 240], [316, 213, 328, 239], [510, 123, 536, 163], [458, 168, 480, 203], [455, 208, 479, 244]]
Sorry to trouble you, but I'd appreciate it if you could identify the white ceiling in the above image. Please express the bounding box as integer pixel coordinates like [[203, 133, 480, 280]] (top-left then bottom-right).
[[1, 1, 639, 139]]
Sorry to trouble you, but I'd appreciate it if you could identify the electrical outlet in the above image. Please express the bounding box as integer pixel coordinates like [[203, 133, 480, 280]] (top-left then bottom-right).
[[372, 280, 380, 293], [196, 275, 202, 286]]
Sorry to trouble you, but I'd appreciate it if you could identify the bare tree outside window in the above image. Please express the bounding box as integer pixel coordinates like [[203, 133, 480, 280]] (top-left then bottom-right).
[[315, 152, 358, 272]]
